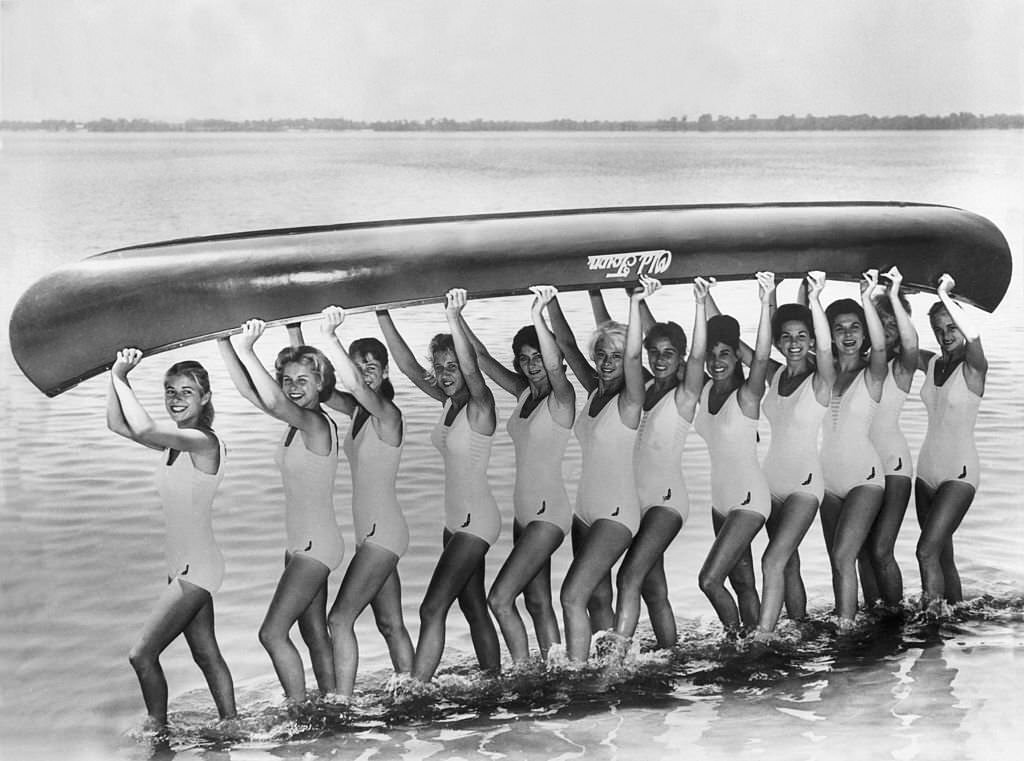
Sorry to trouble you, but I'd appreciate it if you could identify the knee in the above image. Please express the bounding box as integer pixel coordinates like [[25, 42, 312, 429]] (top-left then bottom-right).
[[419, 596, 447, 626], [327, 608, 354, 636], [560, 584, 588, 614], [868, 542, 893, 568], [191, 646, 219, 672], [487, 588, 515, 620], [588, 584, 613, 611], [375, 614, 403, 642], [128, 644, 156, 673], [258, 622, 284, 652], [523, 591, 551, 621], [761, 550, 788, 580], [915, 540, 941, 567], [697, 569, 721, 598]]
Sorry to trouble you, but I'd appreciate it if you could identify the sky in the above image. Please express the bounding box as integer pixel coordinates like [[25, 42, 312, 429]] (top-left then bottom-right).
[[2, 0, 1022, 122]]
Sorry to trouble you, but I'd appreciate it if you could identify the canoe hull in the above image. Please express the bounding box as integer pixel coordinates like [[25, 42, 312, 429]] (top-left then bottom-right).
[[9, 202, 1012, 396]]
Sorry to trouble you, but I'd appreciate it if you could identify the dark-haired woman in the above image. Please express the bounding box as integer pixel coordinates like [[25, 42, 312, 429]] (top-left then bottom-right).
[[915, 274, 987, 609], [694, 272, 774, 632], [219, 321, 343, 701], [318, 306, 414, 698], [612, 278, 711, 649], [107, 349, 236, 729], [547, 277, 654, 662], [820, 270, 888, 631], [859, 266, 919, 608], [377, 289, 502, 681], [756, 272, 834, 634], [460, 286, 574, 663]]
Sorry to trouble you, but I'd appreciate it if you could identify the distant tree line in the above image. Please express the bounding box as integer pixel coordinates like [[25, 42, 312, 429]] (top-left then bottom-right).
[[2, 112, 1022, 133]]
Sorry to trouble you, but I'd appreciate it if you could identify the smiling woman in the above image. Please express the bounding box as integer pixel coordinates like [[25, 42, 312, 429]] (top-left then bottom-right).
[[217, 322, 344, 703]]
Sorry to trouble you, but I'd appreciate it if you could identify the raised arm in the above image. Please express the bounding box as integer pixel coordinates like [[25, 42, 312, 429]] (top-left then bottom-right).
[[108, 349, 215, 452], [446, 289, 497, 434], [884, 267, 919, 390], [621, 276, 658, 426], [682, 278, 711, 398], [547, 292, 598, 392], [740, 272, 775, 413], [860, 270, 890, 398], [320, 307, 394, 423], [458, 306, 526, 398], [589, 289, 613, 324], [937, 273, 987, 392], [529, 286, 576, 427], [232, 320, 328, 432], [217, 336, 269, 412], [376, 308, 445, 402], [805, 271, 836, 403]]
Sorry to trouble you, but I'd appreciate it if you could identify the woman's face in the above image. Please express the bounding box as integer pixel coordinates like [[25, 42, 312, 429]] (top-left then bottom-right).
[[929, 307, 965, 355], [879, 311, 900, 353], [353, 352, 387, 392], [432, 349, 465, 397], [830, 313, 866, 357], [776, 319, 814, 364], [516, 344, 549, 388], [164, 373, 209, 424], [594, 337, 625, 386], [646, 336, 682, 380], [706, 342, 739, 382], [280, 360, 323, 408]]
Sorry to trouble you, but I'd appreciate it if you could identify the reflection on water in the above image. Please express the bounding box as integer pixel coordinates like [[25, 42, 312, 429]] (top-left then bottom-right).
[[102, 600, 1019, 761]]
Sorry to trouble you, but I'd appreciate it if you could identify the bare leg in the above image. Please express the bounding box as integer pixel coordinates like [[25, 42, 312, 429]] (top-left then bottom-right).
[[296, 570, 334, 694], [614, 506, 682, 642], [456, 540, 501, 673], [829, 486, 884, 624], [641, 558, 676, 648], [699, 510, 765, 630], [488, 520, 565, 663], [129, 579, 214, 727], [862, 474, 913, 606], [369, 569, 415, 675], [327, 542, 402, 697], [571, 516, 615, 632], [412, 531, 492, 682], [560, 519, 633, 662], [783, 547, 808, 620], [915, 479, 974, 608], [258, 554, 333, 701], [181, 586, 236, 719], [758, 493, 818, 632]]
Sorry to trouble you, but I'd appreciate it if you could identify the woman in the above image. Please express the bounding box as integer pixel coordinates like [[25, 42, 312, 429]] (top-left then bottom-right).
[[219, 322, 342, 701], [693, 272, 774, 633], [547, 277, 654, 662], [915, 274, 986, 609], [756, 272, 834, 633], [819, 270, 888, 631], [859, 266, 919, 608], [318, 306, 415, 699], [376, 289, 502, 681], [460, 286, 575, 663], [612, 278, 711, 650], [106, 349, 236, 729]]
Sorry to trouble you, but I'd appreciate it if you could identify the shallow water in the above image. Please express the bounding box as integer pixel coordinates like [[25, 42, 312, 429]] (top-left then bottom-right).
[[1, 130, 1022, 760]]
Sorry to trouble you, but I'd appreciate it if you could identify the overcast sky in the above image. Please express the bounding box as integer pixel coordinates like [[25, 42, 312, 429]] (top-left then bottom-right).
[[2, 0, 1021, 121]]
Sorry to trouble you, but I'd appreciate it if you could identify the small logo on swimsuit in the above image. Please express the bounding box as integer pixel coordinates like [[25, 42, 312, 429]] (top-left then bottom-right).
[[586, 249, 672, 279], [537, 501, 546, 515], [304, 541, 313, 552], [867, 467, 876, 480], [958, 466, 968, 480], [740, 492, 751, 506], [611, 507, 620, 517], [181, 564, 189, 576], [366, 523, 377, 538], [801, 473, 813, 486], [895, 457, 903, 472], [663, 488, 672, 501], [461, 513, 472, 528]]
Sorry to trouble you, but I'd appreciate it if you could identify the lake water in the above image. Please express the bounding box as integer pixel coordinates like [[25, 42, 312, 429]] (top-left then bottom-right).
[[1, 130, 1022, 761]]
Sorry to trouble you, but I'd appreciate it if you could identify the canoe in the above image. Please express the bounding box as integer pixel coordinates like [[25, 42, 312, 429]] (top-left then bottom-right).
[[9, 201, 1012, 397]]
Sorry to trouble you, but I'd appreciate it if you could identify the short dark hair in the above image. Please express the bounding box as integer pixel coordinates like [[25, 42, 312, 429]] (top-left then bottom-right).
[[349, 336, 395, 400], [644, 321, 687, 355], [772, 303, 813, 342]]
